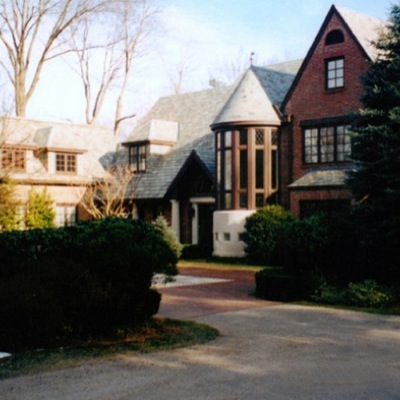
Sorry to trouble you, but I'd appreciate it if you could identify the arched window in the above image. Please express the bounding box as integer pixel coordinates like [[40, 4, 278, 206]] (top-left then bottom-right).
[[325, 29, 344, 45]]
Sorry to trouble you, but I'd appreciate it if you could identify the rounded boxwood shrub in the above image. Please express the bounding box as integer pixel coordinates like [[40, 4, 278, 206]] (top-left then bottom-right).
[[242, 205, 297, 266]]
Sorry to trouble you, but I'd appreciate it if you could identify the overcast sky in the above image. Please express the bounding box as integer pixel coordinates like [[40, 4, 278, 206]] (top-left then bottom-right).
[[25, 0, 395, 131]]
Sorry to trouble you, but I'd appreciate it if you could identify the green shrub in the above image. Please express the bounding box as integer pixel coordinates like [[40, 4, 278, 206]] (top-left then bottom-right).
[[311, 281, 349, 305], [181, 244, 213, 260], [312, 280, 397, 308], [282, 212, 362, 296], [25, 188, 55, 229], [0, 175, 19, 231], [242, 205, 297, 265], [152, 216, 181, 273], [0, 218, 176, 351], [255, 268, 301, 302], [347, 280, 396, 308]]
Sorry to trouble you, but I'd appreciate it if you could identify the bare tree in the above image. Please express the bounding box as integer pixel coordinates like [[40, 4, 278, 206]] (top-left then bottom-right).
[[69, 0, 157, 136], [80, 165, 135, 219], [0, 0, 106, 117], [163, 43, 198, 95], [71, 15, 124, 125], [113, 0, 157, 137], [208, 50, 256, 86]]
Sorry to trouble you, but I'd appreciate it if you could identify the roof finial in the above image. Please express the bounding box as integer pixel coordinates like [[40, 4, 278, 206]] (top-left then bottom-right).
[[250, 51, 255, 66]]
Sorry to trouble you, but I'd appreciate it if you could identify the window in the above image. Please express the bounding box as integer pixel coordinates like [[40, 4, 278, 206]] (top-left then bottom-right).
[[1, 148, 25, 171], [216, 130, 233, 209], [56, 153, 77, 173], [304, 125, 351, 164], [326, 58, 344, 89], [216, 127, 278, 211], [129, 144, 147, 173], [325, 29, 344, 45], [223, 232, 231, 241], [56, 205, 76, 227]]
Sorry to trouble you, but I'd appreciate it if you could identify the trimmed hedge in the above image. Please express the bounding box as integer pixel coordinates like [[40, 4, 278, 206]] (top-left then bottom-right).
[[255, 268, 301, 302], [0, 218, 177, 351]]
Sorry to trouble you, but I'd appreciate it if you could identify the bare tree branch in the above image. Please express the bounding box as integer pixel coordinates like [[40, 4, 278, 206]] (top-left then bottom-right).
[[0, 0, 108, 116], [79, 164, 135, 219]]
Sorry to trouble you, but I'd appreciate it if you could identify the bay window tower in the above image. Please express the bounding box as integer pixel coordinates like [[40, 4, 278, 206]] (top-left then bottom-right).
[[211, 66, 286, 257]]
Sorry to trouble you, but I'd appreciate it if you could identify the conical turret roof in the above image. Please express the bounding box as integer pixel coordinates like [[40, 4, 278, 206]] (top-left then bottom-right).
[[212, 67, 290, 128]]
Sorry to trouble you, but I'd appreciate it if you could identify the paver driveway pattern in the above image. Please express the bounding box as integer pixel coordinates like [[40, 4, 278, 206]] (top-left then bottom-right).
[[156, 264, 277, 319], [1, 265, 400, 399]]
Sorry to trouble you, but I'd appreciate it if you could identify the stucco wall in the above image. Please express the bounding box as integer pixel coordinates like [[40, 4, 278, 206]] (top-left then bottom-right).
[[213, 210, 254, 258]]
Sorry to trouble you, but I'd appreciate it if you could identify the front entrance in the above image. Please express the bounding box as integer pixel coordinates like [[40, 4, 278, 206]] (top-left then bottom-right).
[[197, 202, 214, 252]]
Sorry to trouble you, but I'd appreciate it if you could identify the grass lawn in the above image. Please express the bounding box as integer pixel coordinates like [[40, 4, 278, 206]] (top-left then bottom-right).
[[178, 259, 265, 271], [0, 318, 219, 380]]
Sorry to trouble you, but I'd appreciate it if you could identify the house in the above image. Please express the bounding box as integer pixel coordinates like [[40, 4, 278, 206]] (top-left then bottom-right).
[[1, 5, 385, 258], [122, 62, 300, 256], [121, 85, 235, 252], [122, 4, 385, 257], [0, 117, 117, 227], [280, 5, 384, 217]]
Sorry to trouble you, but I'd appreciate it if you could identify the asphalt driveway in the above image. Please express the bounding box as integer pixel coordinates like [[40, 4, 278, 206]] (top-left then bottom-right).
[[1, 266, 400, 399]]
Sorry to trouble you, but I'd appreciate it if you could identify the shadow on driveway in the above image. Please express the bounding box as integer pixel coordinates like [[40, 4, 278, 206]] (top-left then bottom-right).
[[157, 264, 279, 320]]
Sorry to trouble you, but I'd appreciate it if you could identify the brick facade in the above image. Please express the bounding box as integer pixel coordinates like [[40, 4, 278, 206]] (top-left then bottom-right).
[[280, 10, 371, 215]]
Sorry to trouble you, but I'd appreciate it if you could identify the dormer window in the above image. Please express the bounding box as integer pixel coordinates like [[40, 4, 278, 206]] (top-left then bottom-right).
[[56, 153, 77, 173], [325, 29, 345, 45], [326, 57, 344, 89], [129, 144, 147, 173], [1, 147, 26, 172]]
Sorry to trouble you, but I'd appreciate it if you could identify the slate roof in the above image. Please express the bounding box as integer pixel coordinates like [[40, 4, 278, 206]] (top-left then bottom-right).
[[212, 67, 295, 127], [1, 117, 117, 184], [124, 86, 234, 199], [124, 65, 297, 200], [281, 5, 385, 111], [336, 5, 385, 60], [289, 166, 354, 189], [124, 5, 384, 201]]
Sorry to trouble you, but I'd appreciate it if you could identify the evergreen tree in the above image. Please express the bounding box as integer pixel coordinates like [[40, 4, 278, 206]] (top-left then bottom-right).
[[347, 4, 400, 282], [25, 188, 56, 229], [0, 175, 18, 231]]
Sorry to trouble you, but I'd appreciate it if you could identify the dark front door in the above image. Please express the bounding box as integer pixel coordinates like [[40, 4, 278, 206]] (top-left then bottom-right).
[[198, 203, 214, 254]]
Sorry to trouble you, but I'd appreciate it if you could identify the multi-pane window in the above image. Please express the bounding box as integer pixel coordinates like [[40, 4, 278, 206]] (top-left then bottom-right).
[[216, 127, 278, 211], [55, 205, 76, 227], [56, 153, 77, 173], [216, 131, 233, 209], [304, 125, 351, 164], [326, 57, 344, 89], [1, 148, 25, 171], [129, 144, 147, 173]]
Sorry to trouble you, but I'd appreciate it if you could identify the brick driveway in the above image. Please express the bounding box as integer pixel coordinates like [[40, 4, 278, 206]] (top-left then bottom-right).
[[156, 263, 278, 319]]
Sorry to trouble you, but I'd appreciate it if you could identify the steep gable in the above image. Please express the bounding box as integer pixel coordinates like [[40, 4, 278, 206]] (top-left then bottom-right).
[[124, 86, 233, 199], [282, 5, 384, 111]]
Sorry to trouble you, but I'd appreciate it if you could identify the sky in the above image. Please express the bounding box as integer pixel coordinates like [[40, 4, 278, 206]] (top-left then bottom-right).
[[8, 0, 396, 134]]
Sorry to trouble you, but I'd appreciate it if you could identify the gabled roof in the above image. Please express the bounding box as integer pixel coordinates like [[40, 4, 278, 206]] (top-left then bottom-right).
[[1, 117, 117, 182], [335, 5, 385, 60], [281, 4, 385, 111], [124, 86, 233, 199], [212, 66, 295, 128], [124, 62, 297, 200]]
